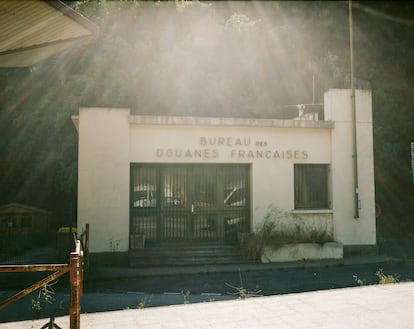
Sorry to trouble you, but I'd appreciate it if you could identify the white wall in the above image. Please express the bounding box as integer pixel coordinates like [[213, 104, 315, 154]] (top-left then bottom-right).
[[75, 89, 376, 252], [325, 89, 376, 245], [77, 108, 130, 252]]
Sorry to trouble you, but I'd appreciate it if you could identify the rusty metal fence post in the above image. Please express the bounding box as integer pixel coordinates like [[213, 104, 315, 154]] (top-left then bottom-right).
[[1, 235, 86, 329], [69, 240, 83, 329]]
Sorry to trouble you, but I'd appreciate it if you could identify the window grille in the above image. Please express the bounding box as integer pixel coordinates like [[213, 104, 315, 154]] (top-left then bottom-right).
[[294, 164, 330, 209]]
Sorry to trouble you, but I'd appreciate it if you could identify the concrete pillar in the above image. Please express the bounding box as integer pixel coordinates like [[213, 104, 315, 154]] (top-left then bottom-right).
[[324, 89, 376, 246], [77, 108, 130, 252]]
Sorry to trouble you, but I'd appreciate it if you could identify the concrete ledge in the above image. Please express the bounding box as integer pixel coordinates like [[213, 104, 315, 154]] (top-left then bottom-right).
[[129, 115, 334, 129], [261, 242, 343, 263]]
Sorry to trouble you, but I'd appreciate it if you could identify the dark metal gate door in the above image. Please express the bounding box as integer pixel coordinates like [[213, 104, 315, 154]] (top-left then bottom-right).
[[130, 164, 250, 243]]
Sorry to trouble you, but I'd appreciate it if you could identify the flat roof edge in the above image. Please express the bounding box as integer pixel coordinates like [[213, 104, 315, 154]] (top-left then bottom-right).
[[129, 115, 334, 129]]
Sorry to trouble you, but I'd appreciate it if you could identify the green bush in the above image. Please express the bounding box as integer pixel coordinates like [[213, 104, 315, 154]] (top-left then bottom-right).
[[240, 206, 333, 260]]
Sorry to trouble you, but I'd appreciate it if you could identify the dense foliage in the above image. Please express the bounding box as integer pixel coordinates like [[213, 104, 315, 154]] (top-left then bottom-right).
[[0, 1, 413, 236]]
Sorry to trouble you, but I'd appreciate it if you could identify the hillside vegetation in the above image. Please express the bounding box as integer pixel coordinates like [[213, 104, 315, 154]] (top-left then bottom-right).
[[0, 1, 413, 237]]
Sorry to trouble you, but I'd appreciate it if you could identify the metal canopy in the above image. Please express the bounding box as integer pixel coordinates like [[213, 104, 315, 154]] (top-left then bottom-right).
[[0, 0, 98, 68]]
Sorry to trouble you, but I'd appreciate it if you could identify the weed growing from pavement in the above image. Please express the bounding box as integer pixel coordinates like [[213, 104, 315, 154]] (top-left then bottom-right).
[[31, 283, 56, 319], [353, 275, 366, 286], [181, 290, 191, 304], [226, 269, 262, 299], [353, 269, 400, 286], [376, 269, 399, 284], [138, 295, 153, 309], [204, 295, 216, 303]]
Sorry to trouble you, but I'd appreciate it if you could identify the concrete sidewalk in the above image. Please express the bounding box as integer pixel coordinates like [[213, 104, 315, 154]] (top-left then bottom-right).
[[2, 282, 413, 329]]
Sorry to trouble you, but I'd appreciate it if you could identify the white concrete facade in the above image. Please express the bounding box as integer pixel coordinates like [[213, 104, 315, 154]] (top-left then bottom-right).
[[73, 89, 376, 253]]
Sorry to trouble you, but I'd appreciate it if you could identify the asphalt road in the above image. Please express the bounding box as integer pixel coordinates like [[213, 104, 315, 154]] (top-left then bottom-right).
[[2, 259, 414, 323], [85, 261, 414, 295]]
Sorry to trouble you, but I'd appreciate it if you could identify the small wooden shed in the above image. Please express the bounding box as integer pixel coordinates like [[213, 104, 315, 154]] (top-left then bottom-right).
[[0, 203, 51, 235]]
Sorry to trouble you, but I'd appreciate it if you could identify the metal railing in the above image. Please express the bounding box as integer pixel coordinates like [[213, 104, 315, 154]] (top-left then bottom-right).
[[0, 226, 88, 329]]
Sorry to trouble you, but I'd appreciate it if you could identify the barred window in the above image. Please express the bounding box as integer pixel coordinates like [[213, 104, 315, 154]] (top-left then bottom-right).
[[6, 217, 17, 228], [294, 164, 330, 209]]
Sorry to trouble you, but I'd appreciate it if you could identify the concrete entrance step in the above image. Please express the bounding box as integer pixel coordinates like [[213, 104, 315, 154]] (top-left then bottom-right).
[[129, 242, 255, 267]]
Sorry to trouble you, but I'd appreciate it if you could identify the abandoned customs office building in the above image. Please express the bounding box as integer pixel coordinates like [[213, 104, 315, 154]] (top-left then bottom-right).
[[73, 88, 376, 262]]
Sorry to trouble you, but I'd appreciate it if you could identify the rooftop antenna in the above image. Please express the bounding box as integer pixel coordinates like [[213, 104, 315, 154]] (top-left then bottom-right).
[[283, 74, 322, 117]]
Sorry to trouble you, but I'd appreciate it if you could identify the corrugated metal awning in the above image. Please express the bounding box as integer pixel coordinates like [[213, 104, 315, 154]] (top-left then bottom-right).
[[0, 0, 98, 68]]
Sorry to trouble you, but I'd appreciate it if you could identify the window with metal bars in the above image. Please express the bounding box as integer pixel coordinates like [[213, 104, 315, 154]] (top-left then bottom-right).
[[294, 164, 330, 210]]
